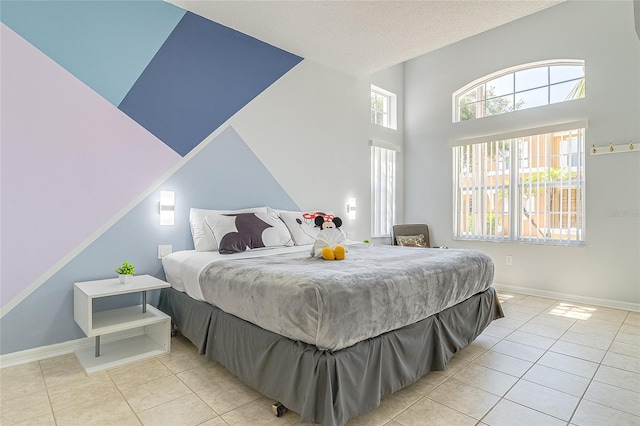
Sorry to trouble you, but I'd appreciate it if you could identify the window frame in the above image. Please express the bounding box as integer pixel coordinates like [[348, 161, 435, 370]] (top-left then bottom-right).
[[371, 140, 400, 238], [452, 124, 586, 246], [452, 60, 585, 123], [371, 84, 398, 130]]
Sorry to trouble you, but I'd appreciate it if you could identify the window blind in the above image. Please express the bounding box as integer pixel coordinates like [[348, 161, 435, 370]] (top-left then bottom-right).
[[453, 126, 585, 245], [371, 141, 399, 238]]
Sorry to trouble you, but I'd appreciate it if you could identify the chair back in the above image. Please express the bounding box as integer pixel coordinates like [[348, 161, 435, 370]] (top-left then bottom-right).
[[392, 224, 430, 247]]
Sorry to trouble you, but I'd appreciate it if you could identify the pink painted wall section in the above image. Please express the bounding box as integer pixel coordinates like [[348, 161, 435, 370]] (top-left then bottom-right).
[[0, 24, 181, 308]]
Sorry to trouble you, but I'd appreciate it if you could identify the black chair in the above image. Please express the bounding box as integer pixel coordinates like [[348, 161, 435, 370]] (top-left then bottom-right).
[[392, 224, 431, 247]]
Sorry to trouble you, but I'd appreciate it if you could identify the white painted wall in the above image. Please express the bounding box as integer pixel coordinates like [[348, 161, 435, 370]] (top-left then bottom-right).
[[635, 0, 640, 40], [368, 63, 405, 242], [229, 60, 404, 242], [404, 1, 640, 308]]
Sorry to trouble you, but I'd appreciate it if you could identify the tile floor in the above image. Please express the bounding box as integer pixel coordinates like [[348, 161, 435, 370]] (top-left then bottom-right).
[[1, 291, 639, 426]]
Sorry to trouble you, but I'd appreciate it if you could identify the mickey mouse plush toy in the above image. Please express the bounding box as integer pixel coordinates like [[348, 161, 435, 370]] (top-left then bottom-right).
[[311, 215, 347, 260]]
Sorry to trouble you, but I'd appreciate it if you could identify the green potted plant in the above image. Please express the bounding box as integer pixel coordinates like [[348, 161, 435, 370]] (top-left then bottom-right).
[[116, 261, 135, 284]]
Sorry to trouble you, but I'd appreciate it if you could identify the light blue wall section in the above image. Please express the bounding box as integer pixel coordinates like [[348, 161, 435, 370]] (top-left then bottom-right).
[[0, 0, 185, 105], [0, 126, 299, 354]]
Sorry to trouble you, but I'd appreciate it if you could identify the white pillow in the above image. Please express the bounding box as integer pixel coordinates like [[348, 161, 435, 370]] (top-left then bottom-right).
[[190, 207, 268, 252], [266, 207, 299, 216], [279, 210, 335, 246], [205, 211, 293, 254]]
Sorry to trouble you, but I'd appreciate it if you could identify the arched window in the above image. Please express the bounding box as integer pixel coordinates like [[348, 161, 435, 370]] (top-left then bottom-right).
[[453, 60, 585, 123], [452, 60, 587, 245]]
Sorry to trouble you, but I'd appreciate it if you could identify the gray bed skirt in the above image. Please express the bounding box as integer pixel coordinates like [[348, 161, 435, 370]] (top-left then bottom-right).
[[158, 286, 503, 426]]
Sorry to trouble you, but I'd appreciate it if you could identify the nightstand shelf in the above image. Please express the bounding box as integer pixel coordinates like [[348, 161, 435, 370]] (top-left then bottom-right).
[[74, 275, 171, 374], [91, 305, 167, 335]]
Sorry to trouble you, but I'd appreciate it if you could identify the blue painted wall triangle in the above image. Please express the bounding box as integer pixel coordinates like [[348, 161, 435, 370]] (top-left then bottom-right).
[[119, 12, 303, 156]]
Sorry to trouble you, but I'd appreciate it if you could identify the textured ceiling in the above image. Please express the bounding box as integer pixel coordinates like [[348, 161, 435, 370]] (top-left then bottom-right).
[[169, 0, 565, 76]]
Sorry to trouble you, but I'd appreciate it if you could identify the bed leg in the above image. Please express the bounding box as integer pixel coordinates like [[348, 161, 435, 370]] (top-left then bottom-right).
[[272, 401, 287, 417], [170, 321, 178, 337]]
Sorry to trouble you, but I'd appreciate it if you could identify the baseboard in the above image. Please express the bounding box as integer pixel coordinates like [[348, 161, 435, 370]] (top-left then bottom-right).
[[0, 329, 143, 369], [492, 282, 640, 312]]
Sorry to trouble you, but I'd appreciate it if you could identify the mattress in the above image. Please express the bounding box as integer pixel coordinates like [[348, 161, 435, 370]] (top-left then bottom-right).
[[163, 244, 494, 351]]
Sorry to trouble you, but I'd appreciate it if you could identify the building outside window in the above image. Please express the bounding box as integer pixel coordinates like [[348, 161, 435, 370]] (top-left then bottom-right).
[[453, 126, 585, 245]]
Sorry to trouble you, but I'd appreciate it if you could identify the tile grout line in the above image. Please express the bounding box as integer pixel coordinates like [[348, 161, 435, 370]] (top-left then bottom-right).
[[166, 352, 270, 424], [481, 297, 596, 424], [156, 350, 229, 424], [38, 359, 57, 426], [105, 367, 145, 426], [501, 297, 586, 424], [388, 361, 473, 423], [452, 298, 558, 424], [564, 310, 631, 425], [396, 306, 532, 425], [172, 362, 226, 423], [367, 296, 524, 423], [498, 295, 640, 425]]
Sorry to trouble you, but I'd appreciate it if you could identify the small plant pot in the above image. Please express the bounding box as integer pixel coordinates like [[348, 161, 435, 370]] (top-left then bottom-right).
[[119, 274, 133, 284]]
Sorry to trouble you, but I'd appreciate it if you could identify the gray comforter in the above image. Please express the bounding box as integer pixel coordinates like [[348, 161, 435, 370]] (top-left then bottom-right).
[[199, 244, 494, 351]]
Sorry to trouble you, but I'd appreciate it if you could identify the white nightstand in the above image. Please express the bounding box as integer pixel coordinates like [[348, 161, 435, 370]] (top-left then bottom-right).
[[73, 274, 171, 374]]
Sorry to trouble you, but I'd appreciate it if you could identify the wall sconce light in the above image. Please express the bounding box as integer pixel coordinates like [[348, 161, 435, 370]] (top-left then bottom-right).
[[347, 197, 357, 220], [159, 190, 175, 226]]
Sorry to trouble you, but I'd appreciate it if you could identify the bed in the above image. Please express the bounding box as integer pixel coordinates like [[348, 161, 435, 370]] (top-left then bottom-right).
[[157, 209, 503, 425]]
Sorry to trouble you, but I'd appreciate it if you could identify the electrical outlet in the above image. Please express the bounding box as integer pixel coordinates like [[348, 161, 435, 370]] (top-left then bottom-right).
[[347, 231, 356, 240], [158, 245, 173, 259], [506, 255, 513, 265]]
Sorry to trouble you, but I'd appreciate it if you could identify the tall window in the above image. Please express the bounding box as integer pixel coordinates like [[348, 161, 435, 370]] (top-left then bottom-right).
[[453, 126, 586, 245], [453, 60, 585, 122], [371, 85, 397, 130], [371, 141, 399, 237]]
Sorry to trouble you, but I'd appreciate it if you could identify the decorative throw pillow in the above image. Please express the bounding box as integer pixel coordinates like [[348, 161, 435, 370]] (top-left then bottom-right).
[[190, 207, 268, 252], [279, 211, 334, 246], [396, 234, 428, 248], [205, 212, 294, 254]]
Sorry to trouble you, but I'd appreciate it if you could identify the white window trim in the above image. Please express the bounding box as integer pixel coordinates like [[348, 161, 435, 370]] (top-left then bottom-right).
[[370, 140, 400, 238], [371, 84, 398, 130], [452, 122, 587, 246], [449, 120, 588, 147], [370, 139, 402, 152], [452, 59, 585, 123]]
